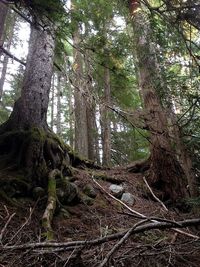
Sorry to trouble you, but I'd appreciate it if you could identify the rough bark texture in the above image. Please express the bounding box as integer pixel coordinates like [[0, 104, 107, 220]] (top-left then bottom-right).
[[168, 111, 198, 197], [0, 23, 55, 131], [102, 65, 111, 167], [73, 27, 88, 158], [130, 2, 188, 201]]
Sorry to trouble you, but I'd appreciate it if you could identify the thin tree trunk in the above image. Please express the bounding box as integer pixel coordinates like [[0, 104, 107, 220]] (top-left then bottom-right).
[[0, 1, 8, 57], [84, 50, 96, 161], [129, 1, 188, 201], [68, 83, 74, 148], [73, 26, 88, 158], [50, 74, 55, 130], [0, 11, 16, 101], [56, 72, 61, 136], [102, 65, 111, 167]]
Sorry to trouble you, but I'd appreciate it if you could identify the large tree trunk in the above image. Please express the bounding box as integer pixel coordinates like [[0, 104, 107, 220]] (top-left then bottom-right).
[[0, 23, 55, 131], [129, 1, 188, 201]]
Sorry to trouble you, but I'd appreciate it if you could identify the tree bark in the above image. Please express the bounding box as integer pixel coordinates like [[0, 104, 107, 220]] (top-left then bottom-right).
[[0, 1, 8, 57], [0, 22, 55, 131], [84, 50, 96, 161], [102, 65, 111, 167], [0, 11, 16, 101], [50, 73, 55, 130], [129, 1, 188, 201], [56, 72, 61, 136], [73, 26, 88, 158]]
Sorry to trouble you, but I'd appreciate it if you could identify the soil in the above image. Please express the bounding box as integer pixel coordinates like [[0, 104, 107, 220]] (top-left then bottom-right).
[[0, 166, 200, 267]]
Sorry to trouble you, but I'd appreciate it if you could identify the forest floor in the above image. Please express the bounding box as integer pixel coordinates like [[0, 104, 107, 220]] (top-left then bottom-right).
[[0, 165, 200, 267]]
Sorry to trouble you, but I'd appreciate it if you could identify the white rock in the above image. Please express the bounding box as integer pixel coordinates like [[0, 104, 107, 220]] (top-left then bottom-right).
[[109, 184, 124, 198], [121, 193, 135, 205]]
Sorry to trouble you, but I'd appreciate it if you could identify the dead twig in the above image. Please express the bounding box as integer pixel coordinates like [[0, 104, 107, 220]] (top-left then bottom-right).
[[93, 178, 199, 239], [98, 219, 148, 267], [92, 177, 146, 218], [142, 176, 168, 211], [1, 218, 200, 251], [0, 213, 15, 243]]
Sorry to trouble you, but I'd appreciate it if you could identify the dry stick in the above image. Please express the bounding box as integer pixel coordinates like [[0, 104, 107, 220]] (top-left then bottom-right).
[[8, 199, 38, 244], [98, 219, 148, 267], [142, 176, 168, 211], [0, 213, 15, 243], [93, 178, 199, 239], [92, 178, 146, 218], [142, 177, 199, 239], [2, 218, 200, 251]]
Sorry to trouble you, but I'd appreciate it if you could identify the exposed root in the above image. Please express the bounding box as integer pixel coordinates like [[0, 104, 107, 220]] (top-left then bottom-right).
[[42, 169, 61, 240]]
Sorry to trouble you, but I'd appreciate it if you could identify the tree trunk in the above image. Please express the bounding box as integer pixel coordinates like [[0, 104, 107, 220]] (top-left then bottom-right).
[[73, 27, 88, 158], [0, 1, 8, 57], [84, 50, 96, 161], [56, 72, 61, 136], [0, 23, 55, 131], [102, 65, 111, 167], [50, 74, 55, 130], [129, 1, 188, 201], [168, 110, 198, 197], [68, 82, 74, 148], [0, 11, 16, 100]]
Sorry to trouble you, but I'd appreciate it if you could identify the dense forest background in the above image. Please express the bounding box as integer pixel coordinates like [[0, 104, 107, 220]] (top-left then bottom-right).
[[1, 0, 199, 167], [1, 0, 200, 266]]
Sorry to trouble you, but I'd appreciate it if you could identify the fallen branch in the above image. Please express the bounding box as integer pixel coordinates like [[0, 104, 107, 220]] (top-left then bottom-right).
[[142, 176, 168, 211], [98, 219, 148, 267], [1, 218, 200, 251], [93, 178, 199, 239], [8, 200, 37, 244], [92, 178, 146, 218], [0, 213, 15, 243]]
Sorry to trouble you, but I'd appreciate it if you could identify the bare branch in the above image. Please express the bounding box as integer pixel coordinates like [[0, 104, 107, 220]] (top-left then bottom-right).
[[1, 218, 200, 252]]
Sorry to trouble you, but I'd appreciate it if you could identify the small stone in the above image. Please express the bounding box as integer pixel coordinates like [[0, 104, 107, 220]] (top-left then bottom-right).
[[109, 184, 124, 198], [83, 184, 97, 198], [121, 193, 135, 206]]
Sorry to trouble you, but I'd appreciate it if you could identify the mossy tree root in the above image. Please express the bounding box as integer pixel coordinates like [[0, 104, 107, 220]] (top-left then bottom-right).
[[42, 169, 61, 240]]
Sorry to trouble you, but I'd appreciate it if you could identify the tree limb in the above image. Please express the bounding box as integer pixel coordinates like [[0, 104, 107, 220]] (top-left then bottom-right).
[[1, 218, 200, 251]]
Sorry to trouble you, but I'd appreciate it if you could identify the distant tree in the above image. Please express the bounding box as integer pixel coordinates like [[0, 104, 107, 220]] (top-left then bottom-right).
[[0, 10, 16, 100], [0, 1, 8, 56]]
